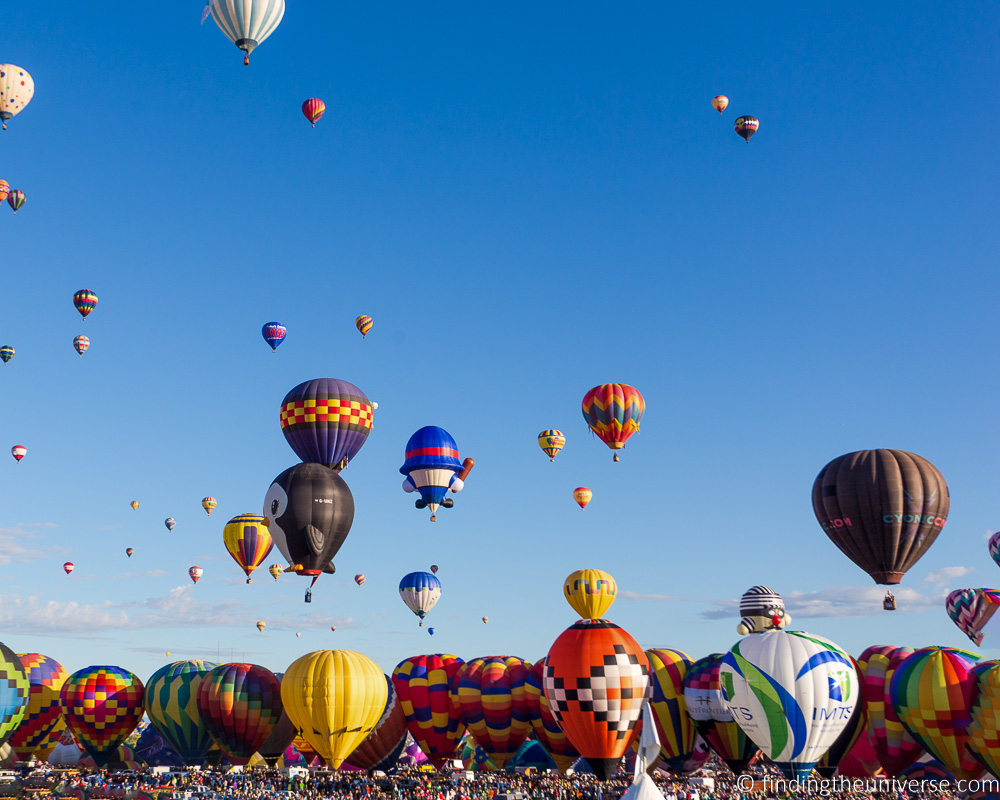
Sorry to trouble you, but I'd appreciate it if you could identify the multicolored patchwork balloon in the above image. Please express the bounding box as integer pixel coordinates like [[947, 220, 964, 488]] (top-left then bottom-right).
[[0, 645, 30, 750], [563, 568, 616, 619], [144, 660, 219, 766], [281, 378, 374, 471], [73, 290, 98, 320], [856, 645, 920, 777], [581, 384, 645, 461], [73, 335, 90, 357], [9, 653, 67, 761], [451, 656, 532, 769], [196, 663, 282, 765], [946, 589, 1000, 646], [646, 649, 696, 773], [524, 659, 578, 774], [257, 673, 296, 768], [223, 513, 274, 583], [60, 666, 144, 767], [392, 653, 466, 768]]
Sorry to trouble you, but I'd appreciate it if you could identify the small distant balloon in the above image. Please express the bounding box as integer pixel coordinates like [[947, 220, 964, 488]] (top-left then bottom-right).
[[302, 99, 325, 128], [428, 627, 436, 636], [125, 548, 133, 558], [11, 445, 26, 462], [355, 574, 365, 586], [482, 616, 489, 624], [712, 95, 729, 114], [165, 651, 171, 657], [262, 322, 286, 352], [189, 566, 203, 584], [330, 626, 336, 632], [269, 564, 282, 581], [537, 430, 566, 462], [355, 315, 373, 338], [734, 116, 759, 143], [430, 565, 439, 574], [130, 501, 139, 511], [295, 632, 301, 638], [73, 336, 90, 357], [164, 518, 176, 531], [0, 345, 13, 364], [73, 290, 98, 320], [0, 181, 8, 204], [202, 497, 217, 515], [572, 487, 592, 509], [256, 621, 266, 633], [63, 562, 74, 574], [7, 189, 25, 213]]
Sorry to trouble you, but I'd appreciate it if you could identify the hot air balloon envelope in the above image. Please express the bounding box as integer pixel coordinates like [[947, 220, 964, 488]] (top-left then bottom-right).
[[280, 378, 373, 471], [563, 568, 616, 619]]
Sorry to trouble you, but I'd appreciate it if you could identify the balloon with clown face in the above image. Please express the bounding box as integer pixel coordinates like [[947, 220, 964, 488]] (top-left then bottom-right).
[[736, 586, 792, 635]]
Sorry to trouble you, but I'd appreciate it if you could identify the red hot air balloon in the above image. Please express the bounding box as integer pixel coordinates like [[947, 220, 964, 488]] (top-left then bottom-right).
[[524, 659, 579, 774], [345, 674, 409, 771], [62, 562, 74, 575], [392, 654, 466, 768], [11, 445, 25, 462], [197, 663, 282, 765], [59, 666, 145, 767], [189, 566, 203, 583], [581, 384, 645, 461], [302, 99, 326, 128], [452, 656, 532, 769], [73, 290, 98, 320], [543, 619, 650, 780]]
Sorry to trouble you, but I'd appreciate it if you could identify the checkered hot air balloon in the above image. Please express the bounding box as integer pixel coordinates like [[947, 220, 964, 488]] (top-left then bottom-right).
[[524, 659, 579, 774], [73, 290, 97, 320], [392, 653, 466, 768], [10, 654, 67, 762], [196, 663, 281, 765], [143, 660, 219, 766], [452, 656, 532, 769], [280, 378, 374, 471], [856, 645, 921, 777], [223, 513, 273, 584], [581, 384, 644, 462], [208, 0, 285, 66], [257, 672, 296, 768], [645, 649, 697, 773], [59, 666, 144, 767], [345, 674, 409, 771], [0, 644, 30, 751], [543, 619, 650, 781]]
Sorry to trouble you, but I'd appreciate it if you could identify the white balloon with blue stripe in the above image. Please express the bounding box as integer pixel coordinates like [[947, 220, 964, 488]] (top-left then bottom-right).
[[209, 0, 285, 64]]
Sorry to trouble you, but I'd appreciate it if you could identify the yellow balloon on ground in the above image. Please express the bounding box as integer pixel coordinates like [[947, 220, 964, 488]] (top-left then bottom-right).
[[563, 568, 617, 619], [281, 649, 387, 769]]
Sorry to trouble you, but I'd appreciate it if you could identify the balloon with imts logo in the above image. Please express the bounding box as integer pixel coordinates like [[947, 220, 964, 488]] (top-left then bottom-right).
[[537, 430, 565, 461], [543, 619, 650, 780], [0, 345, 12, 364], [144, 660, 219, 766], [261, 322, 286, 352], [197, 663, 281, 765], [573, 488, 592, 509], [856, 645, 920, 777], [581, 384, 645, 461], [0, 65, 33, 129], [356, 315, 373, 338], [398, 571, 441, 626], [202, 497, 217, 515], [208, 0, 284, 65], [967, 661, 1000, 781], [563, 569, 616, 619], [9, 653, 67, 762], [60, 666, 144, 767], [736, 586, 792, 635], [719, 630, 860, 780], [302, 99, 325, 128], [223, 513, 274, 584], [682, 653, 758, 776], [815, 656, 869, 778], [282, 650, 387, 769], [812, 449, 949, 587], [452, 656, 532, 769], [74, 336, 90, 357], [0, 645, 30, 750], [946, 589, 1000, 646], [280, 378, 374, 471], [400, 426, 474, 522], [263, 463, 355, 595], [890, 646, 983, 782], [73, 290, 98, 320], [734, 116, 758, 142], [345, 674, 408, 771], [646, 649, 696, 773], [392, 653, 467, 768], [524, 659, 579, 774]]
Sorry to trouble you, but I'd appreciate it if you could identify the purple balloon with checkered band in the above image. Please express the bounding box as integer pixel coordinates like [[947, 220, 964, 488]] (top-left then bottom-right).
[[279, 378, 373, 471]]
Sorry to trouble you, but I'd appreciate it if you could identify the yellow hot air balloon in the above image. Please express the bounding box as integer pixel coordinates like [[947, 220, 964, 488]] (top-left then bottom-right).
[[130, 500, 140, 510], [256, 621, 266, 633], [281, 650, 387, 769], [712, 95, 729, 114], [268, 564, 282, 581], [563, 568, 617, 619]]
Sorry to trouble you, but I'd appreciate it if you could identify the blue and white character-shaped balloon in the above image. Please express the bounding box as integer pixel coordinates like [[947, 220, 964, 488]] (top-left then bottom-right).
[[400, 426, 474, 521]]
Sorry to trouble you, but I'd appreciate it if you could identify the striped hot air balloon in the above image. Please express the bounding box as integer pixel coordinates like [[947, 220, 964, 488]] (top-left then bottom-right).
[[73, 290, 98, 320], [392, 654, 466, 768], [143, 660, 219, 766], [646, 649, 697, 773], [537, 430, 565, 461], [399, 571, 441, 625], [451, 656, 532, 769], [201, 497, 217, 515], [280, 378, 374, 471], [59, 666, 144, 767], [302, 99, 325, 128], [10, 654, 68, 762], [223, 513, 274, 583], [581, 384, 645, 461], [74, 336, 90, 357], [572, 487, 592, 509], [0, 345, 13, 364], [524, 659, 579, 774], [7, 189, 24, 213], [10, 446, 25, 462], [208, 0, 285, 65], [734, 115, 759, 143], [355, 315, 373, 338], [197, 663, 281, 765]]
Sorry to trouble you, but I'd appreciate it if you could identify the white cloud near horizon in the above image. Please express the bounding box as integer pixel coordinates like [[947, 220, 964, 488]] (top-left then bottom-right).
[[0, 527, 67, 565], [701, 585, 939, 620], [924, 566, 974, 587]]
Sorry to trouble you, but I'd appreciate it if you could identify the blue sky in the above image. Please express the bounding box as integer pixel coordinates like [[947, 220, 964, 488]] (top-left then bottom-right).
[[0, 0, 997, 683]]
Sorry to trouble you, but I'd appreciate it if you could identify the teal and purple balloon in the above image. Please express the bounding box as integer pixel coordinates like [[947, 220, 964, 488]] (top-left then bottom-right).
[[279, 378, 373, 472], [262, 322, 286, 352]]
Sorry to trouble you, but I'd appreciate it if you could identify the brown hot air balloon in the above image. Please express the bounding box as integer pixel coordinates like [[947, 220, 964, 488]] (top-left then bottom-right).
[[811, 449, 949, 586]]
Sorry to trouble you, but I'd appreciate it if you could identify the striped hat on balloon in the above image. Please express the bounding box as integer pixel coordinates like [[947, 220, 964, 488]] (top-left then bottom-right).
[[737, 585, 791, 635]]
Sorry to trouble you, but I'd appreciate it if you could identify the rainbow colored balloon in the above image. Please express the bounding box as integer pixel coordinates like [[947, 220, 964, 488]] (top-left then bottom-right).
[[581, 384, 644, 461], [9, 653, 67, 760], [537, 430, 565, 461], [857, 645, 920, 776], [968, 661, 1000, 780], [73, 289, 98, 320], [144, 660, 219, 766], [355, 315, 373, 338], [0, 644, 29, 750], [646, 648, 696, 773], [60, 666, 145, 766], [344, 674, 408, 771], [524, 659, 578, 774], [0, 346, 13, 364], [392, 653, 466, 768], [451, 656, 531, 769], [196, 663, 282, 765], [890, 647, 983, 781]]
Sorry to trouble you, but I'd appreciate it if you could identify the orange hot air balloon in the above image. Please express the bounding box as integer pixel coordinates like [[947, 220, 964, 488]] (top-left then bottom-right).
[[302, 98, 326, 128], [712, 95, 729, 114], [573, 487, 592, 509], [189, 566, 203, 584], [543, 619, 650, 780]]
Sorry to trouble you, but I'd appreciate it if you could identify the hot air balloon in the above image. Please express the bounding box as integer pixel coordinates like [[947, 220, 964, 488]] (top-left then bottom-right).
[[125, 548, 133, 558], [581, 384, 645, 461], [452, 656, 532, 769], [812, 449, 949, 588], [482, 616, 488, 624], [344, 674, 409, 771], [263, 462, 355, 599], [400, 426, 474, 521], [967, 661, 1000, 781], [815, 657, 869, 778], [392, 653, 466, 768], [269, 564, 282, 581], [946, 589, 1000, 646], [73, 336, 90, 357], [10, 446, 25, 462], [563, 568, 616, 619], [354, 574, 365, 586], [399, 571, 441, 625], [302, 99, 325, 128], [63, 562, 74, 575], [282, 649, 387, 769], [256, 621, 266, 633], [223, 513, 274, 583], [572, 488, 592, 509], [890, 647, 983, 781], [712, 95, 729, 114], [856, 645, 920, 777], [188, 566, 202, 583], [355, 315, 373, 338], [10, 654, 66, 762], [256, 672, 297, 768], [543, 619, 650, 780], [646, 649, 697, 773], [682, 654, 758, 776], [261, 322, 286, 352], [196, 663, 281, 764], [130, 500, 139, 510], [73, 290, 98, 320], [330, 626, 336, 632], [719, 630, 859, 780], [295, 632, 301, 638], [60, 666, 144, 767], [165, 518, 177, 531], [201, 497, 217, 515], [537, 430, 566, 461], [0, 66, 33, 130], [0, 181, 8, 204], [524, 660, 579, 774], [144, 660, 219, 766], [280, 378, 374, 471], [734, 116, 759, 142], [0, 345, 13, 364], [7, 190, 24, 213], [208, 0, 285, 65], [0, 646, 30, 751], [428, 628, 436, 636], [736, 585, 792, 635], [431, 564, 439, 573]]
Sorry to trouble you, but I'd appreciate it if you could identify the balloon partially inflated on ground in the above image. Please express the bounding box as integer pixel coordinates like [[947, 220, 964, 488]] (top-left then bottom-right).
[[144, 660, 219, 766], [856, 645, 920, 777], [719, 630, 859, 780], [392, 653, 467, 768], [9, 653, 66, 761], [59, 666, 145, 767], [344, 674, 408, 771], [452, 656, 532, 769]]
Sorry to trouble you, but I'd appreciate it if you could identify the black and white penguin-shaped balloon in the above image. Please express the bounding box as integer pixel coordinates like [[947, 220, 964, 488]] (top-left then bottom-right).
[[736, 585, 792, 635]]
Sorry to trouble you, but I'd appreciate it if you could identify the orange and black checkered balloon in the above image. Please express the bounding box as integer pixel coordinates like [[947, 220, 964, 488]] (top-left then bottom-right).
[[60, 666, 144, 767]]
